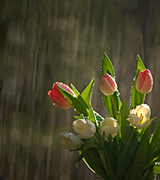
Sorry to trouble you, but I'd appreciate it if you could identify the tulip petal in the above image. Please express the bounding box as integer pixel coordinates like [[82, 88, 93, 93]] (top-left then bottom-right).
[[48, 82, 75, 109], [136, 69, 153, 94], [128, 104, 151, 129]]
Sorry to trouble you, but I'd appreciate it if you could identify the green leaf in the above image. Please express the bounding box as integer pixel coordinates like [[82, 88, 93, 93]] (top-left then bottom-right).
[[70, 84, 89, 109], [70, 84, 80, 97], [130, 86, 136, 109], [101, 52, 115, 77], [128, 125, 151, 180], [103, 140, 117, 179], [93, 111, 104, 123], [58, 86, 88, 116], [149, 117, 160, 153], [81, 78, 94, 107], [136, 55, 146, 75], [72, 114, 86, 120], [123, 126, 136, 154], [83, 137, 98, 151], [118, 100, 129, 143], [111, 91, 121, 118], [102, 94, 113, 117], [145, 147, 160, 169], [141, 166, 155, 180], [83, 148, 109, 179], [76, 151, 85, 167], [102, 91, 121, 119], [117, 138, 139, 180], [130, 86, 145, 109], [130, 55, 146, 109], [88, 105, 96, 124]]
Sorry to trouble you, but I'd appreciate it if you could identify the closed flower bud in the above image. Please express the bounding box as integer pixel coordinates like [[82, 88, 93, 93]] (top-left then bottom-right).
[[136, 69, 153, 94], [99, 118, 120, 141], [73, 119, 96, 139], [57, 132, 82, 150], [128, 104, 151, 129], [48, 82, 75, 109], [100, 73, 117, 96]]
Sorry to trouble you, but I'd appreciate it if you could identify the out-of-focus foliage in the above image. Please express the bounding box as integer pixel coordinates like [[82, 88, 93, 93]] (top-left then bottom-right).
[[0, 0, 160, 179]]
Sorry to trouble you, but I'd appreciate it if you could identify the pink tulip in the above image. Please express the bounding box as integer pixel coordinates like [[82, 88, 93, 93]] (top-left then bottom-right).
[[48, 82, 75, 109], [99, 73, 117, 96], [136, 69, 153, 94]]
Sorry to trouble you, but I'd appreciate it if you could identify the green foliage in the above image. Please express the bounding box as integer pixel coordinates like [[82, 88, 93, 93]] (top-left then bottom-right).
[[56, 52, 160, 180], [58, 85, 88, 116], [81, 78, 94, 107], [149, 116, 160, 151], [118, 100, 129, 143], [128, 125, 150, 180], [101, 53, 121, 118], [117, 137, 139, 180], [58, 79, 95, 117], [83, 148, 109, 179], [101, 52, 115, 77]]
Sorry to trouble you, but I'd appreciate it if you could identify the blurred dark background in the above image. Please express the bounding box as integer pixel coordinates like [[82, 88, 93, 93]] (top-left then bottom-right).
[[1, 0, 160, 179]]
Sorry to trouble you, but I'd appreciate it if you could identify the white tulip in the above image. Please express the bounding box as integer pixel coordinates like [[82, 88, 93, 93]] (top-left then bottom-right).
[[99, 118, 120, 141], [128, 104, 151, 129], [73, 119, 96, 139], [57, 132, 82, 150]]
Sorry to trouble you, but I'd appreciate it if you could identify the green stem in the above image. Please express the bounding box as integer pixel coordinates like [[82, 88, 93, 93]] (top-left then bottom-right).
[[99, 149, 112, 179], [140, 93, 145, 104], [94, 135, 112, 179], [111, 95, 118, 119]]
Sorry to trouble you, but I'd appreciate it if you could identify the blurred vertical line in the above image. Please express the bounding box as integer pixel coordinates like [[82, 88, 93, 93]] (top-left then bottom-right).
[[0, 41, 9, 179], [35, 117, 40, 179], [30, 10, 39, 179], [90, 22, 95, 48], [153, 48, 160, 93], [36, 118, 41, 156], [22, 0, 28, 19], [73, 10, 80, 62], [37, 42, 45, 95], [32, 44, 38, 94], [9, 139, 16, 179], [17, 22, 20, 64], [140, 34, 144, 61], [54, 0, 58, 30], [24, 158, 29, 180], [114, 31, 122, 73], [16, 22, 21, 113], [45, 146, 52, 179], [101, 11, 107, 49]]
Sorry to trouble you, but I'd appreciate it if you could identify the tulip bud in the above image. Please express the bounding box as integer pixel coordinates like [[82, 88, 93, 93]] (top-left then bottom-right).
[[57, 132, 82, 150], [48, 82, 75, 109], [128, 104, 151, 129], [99, 73, 117, 96], [135, 69, 153, 94], [73, 119, 96, 139], [99, 118, 119, 141]]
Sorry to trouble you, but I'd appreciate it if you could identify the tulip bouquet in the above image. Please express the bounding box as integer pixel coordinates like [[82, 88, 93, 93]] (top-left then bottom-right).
[[48, 53, 160, 180]]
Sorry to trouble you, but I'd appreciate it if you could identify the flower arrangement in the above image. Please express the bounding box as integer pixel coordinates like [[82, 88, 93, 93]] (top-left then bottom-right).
[[48, 53, 160, 180]]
